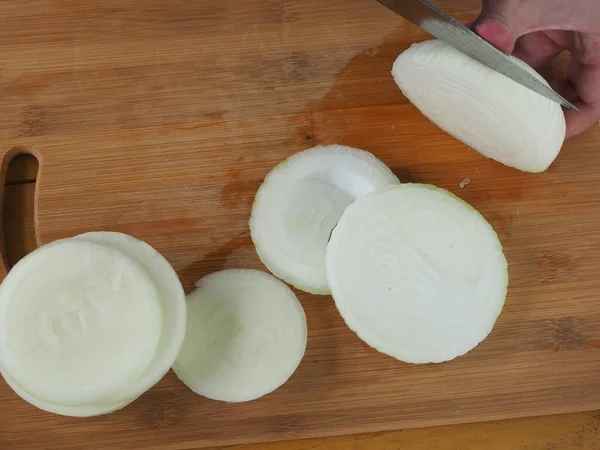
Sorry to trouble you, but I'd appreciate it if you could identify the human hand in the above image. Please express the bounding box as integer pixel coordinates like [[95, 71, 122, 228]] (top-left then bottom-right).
[[472, 0, 600, 138]]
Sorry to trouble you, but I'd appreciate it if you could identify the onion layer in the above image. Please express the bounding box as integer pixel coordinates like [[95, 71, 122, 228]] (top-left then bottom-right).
[[0, 232, 186, 417], [250, 144, 400, 295], [173, 269, 307, 402], [326, 184, 508, 364]]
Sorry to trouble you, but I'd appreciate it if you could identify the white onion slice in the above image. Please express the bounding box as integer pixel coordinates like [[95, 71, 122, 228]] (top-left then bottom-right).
[[0, 238, 161, 407], [250, 145, 400, 294], [326, 184, 508, 364], [0, 232, 186, 417], [392, 39, 566, 172], [173, 269, 307, 402]]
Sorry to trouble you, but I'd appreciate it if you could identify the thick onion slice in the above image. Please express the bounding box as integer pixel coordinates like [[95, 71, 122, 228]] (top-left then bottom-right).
[[392, 39, 566, 173], [250, 145, 400, 295], [173, 269, 307, 402], [0, 238, 161, 407], [0, 232, 186, 417], [326, 184, 508, 364]]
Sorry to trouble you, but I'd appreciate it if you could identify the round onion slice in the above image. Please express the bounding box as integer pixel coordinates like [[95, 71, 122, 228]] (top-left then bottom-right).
[[250, 144, 400, 295], [0, 232, 186, 417], [392, 39, 566, 173], [326, 184, 508, 364], [173, 269, 307, 402], [0, 238, 162, 408]]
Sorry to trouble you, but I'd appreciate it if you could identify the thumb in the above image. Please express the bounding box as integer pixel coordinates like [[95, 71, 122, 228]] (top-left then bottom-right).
[[473, 0, 525, 54]]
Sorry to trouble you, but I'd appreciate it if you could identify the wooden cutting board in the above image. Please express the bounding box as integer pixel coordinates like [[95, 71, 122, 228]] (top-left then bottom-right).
[[2, 0, 600, 448]]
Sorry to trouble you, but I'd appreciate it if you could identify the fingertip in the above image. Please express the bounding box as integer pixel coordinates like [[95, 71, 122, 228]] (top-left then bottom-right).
[[564, 101, 600, 139], [551, 79, 578, 103], [474, 19, 515, 54]]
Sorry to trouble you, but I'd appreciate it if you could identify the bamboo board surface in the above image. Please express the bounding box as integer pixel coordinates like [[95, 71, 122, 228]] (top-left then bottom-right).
[[7, 176, 600, 450], [2, 1, 600, 449]]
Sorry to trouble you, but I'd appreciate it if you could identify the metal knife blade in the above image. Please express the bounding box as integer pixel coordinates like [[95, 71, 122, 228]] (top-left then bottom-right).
[[376, 0, 578, 111]]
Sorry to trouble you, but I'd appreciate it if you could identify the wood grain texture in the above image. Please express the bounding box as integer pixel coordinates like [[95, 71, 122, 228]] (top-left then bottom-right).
[[6, 183, 600, 450], [2, 0, 600, 448]]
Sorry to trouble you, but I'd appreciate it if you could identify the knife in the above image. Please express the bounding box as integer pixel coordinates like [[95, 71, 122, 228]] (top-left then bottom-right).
[[376, 0, 578, 111]]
